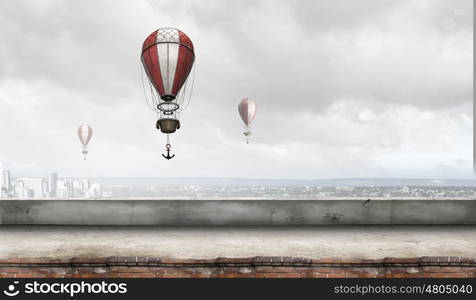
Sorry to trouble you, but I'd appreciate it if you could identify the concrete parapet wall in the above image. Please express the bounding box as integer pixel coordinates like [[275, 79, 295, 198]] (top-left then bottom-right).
[[0, 199, 475, 225]]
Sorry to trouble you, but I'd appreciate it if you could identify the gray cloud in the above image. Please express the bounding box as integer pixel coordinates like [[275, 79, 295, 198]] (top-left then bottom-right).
[[0, 0, 472, 179]]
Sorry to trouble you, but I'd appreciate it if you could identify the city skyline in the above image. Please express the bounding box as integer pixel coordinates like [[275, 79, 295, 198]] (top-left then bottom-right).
[[2, 165, 476, 200], [0, 167, 104, 199]]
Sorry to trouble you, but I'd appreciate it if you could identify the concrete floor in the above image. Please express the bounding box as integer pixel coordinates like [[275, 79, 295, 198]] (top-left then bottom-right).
[[0, 225, 475, 260]]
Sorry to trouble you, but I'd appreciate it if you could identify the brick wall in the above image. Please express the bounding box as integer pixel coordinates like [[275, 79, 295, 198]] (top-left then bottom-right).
[[0, 257, 475, 278]]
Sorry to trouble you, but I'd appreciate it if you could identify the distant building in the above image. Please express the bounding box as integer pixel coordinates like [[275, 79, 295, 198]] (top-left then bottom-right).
[[72, 179, 89, 197], [0, 167, 106, 199], [4, 170, 11, 192], [14, 178, 46, 198], [87, 183, 103, 198], [14, 180, 37, 198], [14, 181, 32, 198], [56, 179, 72, 198], [336, 186, 354, 191], [0, 165, 12, 196], [0, 164, 3, 198], [49, 172, 58, 197]]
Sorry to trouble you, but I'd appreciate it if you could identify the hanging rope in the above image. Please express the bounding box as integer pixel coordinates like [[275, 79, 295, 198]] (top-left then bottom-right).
[[140, 61, 158, 112], [243, 125, 252, 144], [181, 64, 196, 111], [82, 146, 88, 160]]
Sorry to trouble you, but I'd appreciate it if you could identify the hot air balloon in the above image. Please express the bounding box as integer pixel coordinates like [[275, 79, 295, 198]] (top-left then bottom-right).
[[141, 28, 195, 160], [238, 98, 257, 144], [78, 124, 93, 160]]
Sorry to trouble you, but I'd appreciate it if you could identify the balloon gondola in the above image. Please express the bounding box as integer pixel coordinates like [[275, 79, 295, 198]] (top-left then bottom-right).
[[238, 98, 257, 144], [77, 124, 93, 160], [140, 28, 195, 160]]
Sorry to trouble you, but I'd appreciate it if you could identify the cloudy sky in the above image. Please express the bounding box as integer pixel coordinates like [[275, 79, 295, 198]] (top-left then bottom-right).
[[0, 0, 473, 179]]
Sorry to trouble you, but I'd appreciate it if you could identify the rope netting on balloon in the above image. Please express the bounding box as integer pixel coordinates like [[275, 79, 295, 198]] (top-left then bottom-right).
[[140, 61, 195, 121]]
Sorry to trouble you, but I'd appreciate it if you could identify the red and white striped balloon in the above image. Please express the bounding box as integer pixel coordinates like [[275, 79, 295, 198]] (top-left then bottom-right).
[[141, 28, 195, 101], [77, 124, 93, 147], [238, 98, 257, 127]]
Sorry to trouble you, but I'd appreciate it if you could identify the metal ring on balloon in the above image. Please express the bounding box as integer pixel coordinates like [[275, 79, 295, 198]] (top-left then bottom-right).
[[157, 102, 180, 114]]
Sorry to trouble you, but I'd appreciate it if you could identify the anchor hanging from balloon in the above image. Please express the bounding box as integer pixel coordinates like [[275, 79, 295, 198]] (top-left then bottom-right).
[[140, 28, 195, 160], [162, 144, 175, 160], [162, 135, 175, 160]]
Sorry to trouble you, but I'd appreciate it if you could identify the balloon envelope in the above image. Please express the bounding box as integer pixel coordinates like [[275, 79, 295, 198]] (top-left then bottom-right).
[[141, 28, 195, 101], [78, 124, 93, 147], [238, 98, 257, 126]]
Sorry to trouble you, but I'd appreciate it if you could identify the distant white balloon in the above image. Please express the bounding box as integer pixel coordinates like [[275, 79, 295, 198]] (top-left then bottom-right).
[[238, 98, 257, 144], [77, 124, 93, 160]]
